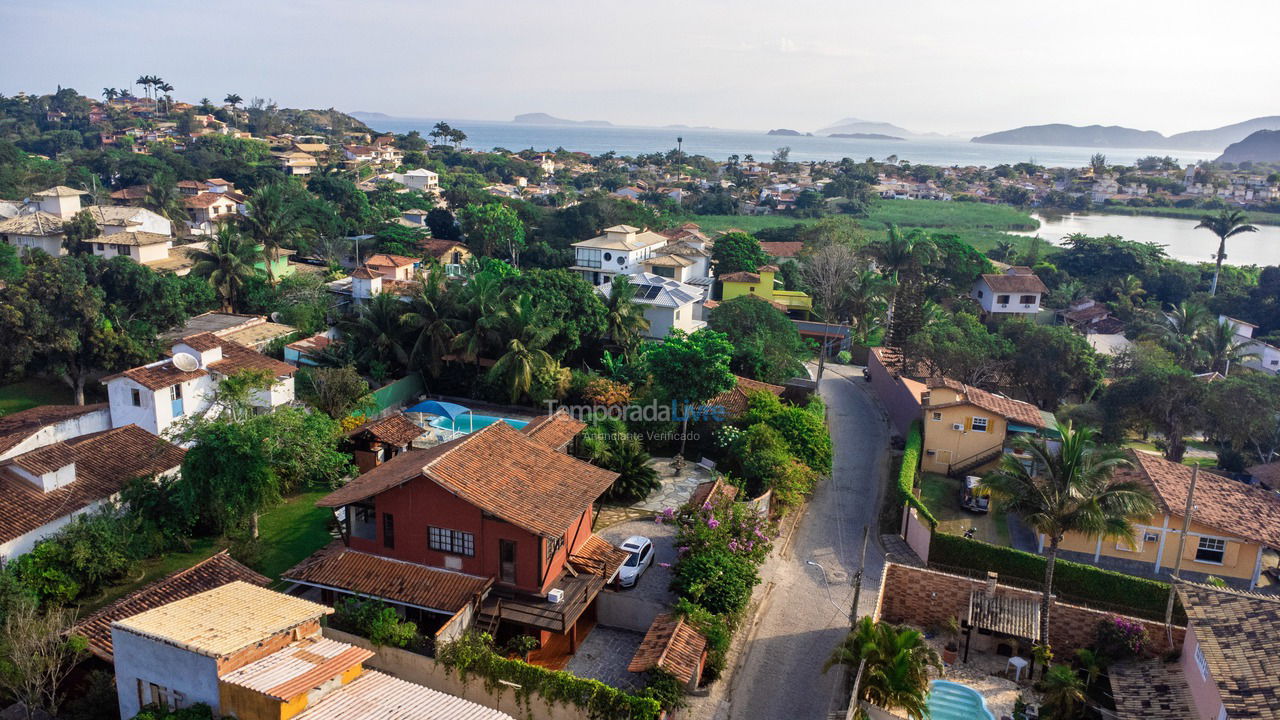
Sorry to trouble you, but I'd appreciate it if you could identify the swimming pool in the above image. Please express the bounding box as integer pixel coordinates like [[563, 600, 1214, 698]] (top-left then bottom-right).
[[926, 680, 995, 720], [429, 414, 528, 433]]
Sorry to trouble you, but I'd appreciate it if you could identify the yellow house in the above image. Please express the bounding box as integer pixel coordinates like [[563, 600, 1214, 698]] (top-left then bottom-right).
[[1053, 452, 1280, 588], [719, 264, 812, 316], [920, 377, 1055, 476]]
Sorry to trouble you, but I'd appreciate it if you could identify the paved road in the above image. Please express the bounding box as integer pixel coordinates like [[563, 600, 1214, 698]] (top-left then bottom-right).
[[722, 366, 890, 720]]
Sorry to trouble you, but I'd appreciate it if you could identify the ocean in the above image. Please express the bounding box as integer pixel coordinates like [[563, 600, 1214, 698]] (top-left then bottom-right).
[[360, 117, 1219, 168]]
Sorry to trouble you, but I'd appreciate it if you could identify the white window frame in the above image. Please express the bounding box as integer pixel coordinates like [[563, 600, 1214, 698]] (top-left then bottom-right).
[[931, 412, 943, 421], [1195, 536, 1227, 565], [970, 417, 989, 433], [1195, 644, 1210, 680]]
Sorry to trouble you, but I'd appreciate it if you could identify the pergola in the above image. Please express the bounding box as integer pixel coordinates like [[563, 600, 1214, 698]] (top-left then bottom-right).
[[962, 587, 1041, 664]]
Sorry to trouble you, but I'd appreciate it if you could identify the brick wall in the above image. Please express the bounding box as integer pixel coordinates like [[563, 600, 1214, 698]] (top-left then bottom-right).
[[215, 619, 323, 675], [877, 563, 1183, 655]]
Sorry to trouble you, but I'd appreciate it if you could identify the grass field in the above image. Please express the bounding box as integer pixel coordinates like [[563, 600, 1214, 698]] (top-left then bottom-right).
[[692, 199, 1044, 253], [919, 472, 1011, 545], [0, 378, 76, 416], [257, 489, 335, 580], [76, 537, 221, 616]]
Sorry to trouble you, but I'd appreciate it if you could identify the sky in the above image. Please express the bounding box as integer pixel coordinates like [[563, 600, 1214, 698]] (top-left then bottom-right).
[[2, 0, 1277, 136]]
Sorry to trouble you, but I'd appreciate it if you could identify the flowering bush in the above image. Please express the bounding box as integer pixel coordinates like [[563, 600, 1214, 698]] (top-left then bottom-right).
[[667, 493, 774, 564], [1094, 616, 1151, 660]]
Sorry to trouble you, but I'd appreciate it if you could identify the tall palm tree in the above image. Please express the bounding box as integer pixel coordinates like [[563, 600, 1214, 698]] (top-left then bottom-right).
[[990, 239, 1017, 262], [401, 267, 460, 378], [1199, 318, 1259, 375], [602, 275, 650, 356], [135, 76, 150, 99], [239, 182, 310, 282], [101, 88, 118, 102], [1143, 301, 1212, 369], [339, 293, 410, 373], [868, 225, 937, 340], [823, 617, 941, 720], [842, 268, 890, 345], [485, 294, 557, 403], [224, 93, 243, 109], [1111, 274, 1145, 306], [1196, 209, 1258, 296], [449, 273, 503, 364], [190, 226, 259, 312], [979, 422, 1156, 644], [144, 179, 189, 236]]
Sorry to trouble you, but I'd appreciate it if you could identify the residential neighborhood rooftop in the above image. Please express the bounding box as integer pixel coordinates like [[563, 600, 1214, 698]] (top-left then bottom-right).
[[1177, 581, 1280, 717], [284, 543, 493, 615], [1123, 451, 1280, 547]]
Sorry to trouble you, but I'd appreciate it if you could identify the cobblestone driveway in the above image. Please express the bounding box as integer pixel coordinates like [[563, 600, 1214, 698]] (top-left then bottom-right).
[[564, 626, 646, 690]]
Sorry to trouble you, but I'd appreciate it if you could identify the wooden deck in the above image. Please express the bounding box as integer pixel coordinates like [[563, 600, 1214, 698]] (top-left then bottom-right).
[[527, 615, 597, 670]]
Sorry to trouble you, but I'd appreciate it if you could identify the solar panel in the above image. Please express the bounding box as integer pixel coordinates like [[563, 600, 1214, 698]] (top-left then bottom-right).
[[638, 285, 663, 300]]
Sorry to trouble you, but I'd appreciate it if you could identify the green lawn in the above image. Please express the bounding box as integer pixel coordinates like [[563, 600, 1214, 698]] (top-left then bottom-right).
[[919, 472, 1011, 545], [1123, 438, 1218, 468], [1092, 204, 1280, 226], [76, 537, 221, 616], [0, 378, 76, 416], [257, 489, 336, 580]]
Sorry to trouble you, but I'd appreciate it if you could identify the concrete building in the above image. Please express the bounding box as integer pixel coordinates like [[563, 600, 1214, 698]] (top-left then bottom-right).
[[971, 266, 1047, 316], [570, 225, 670, 287], [598, 272, 705, 338]]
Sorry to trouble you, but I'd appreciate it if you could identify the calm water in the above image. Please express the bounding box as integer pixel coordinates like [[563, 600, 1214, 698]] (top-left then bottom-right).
[[1010, 213, 1280, 267], [362, 117, 1218, 168]]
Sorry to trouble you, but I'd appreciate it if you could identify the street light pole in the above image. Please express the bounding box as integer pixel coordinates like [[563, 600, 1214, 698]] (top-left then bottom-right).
[[1165, 465, 1198, 647]]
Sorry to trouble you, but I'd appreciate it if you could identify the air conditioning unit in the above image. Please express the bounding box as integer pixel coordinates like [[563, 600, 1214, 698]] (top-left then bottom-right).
[[952, 423, 965, 431], [546, 589, 564, 604]]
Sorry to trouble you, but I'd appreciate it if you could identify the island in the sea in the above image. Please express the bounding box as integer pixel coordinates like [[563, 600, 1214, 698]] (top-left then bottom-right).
[[828, 132, 905, 141], [1218, 129, 1280, 163], [513, 112, 613, 127], [767, 128, 812, 136]]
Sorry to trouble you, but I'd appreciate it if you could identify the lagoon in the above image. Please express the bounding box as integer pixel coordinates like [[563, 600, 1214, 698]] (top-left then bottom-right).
[[1010, 212, 1280, 267]]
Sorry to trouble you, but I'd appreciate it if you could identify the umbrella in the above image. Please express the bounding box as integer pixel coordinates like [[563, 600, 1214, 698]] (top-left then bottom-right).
[[404, 400, 474, 432]]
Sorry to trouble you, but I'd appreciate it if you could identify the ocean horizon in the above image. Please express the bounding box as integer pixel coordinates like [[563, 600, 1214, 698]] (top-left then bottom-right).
[[358, 116, 1219, 169]]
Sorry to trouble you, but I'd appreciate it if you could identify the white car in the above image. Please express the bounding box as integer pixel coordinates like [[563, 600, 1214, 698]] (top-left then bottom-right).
[[617, 535, 654, 588]]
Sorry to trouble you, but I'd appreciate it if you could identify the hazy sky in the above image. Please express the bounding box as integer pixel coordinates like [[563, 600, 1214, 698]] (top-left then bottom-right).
[[2, 0, 1276, 135]]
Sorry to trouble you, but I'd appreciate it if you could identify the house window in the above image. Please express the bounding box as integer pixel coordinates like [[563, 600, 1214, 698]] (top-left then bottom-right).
[[971, 417, 989, 433], [1195, 536, 1226, 564], [1019, 295, 1037, 305], [996, 294, 1011, 305], [1144, 531, 1159, 544], [976, 290, 984, 298], [382, 513, 395, 549], [131, 388, 142, 407], [675, 310, 681, 320], [603, 252, 613, 262], [96, 242, 105, 251], [652, 266, 675, 278], [1195, 644, 1210, 679], [137, 680, 184, 711], [931, 412, 942, 421], [429, 527, 475, 556], [351, 503, 377, 541]]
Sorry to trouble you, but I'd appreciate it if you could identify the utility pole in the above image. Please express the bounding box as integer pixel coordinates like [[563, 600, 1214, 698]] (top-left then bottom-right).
[[1165, 465, 1198, 647], [850, 526, 870, 623]]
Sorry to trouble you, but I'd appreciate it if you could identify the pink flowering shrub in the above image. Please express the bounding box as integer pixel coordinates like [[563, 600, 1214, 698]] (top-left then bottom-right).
[[671, 490, 774, 564], [1094, 615, 1152, 660]]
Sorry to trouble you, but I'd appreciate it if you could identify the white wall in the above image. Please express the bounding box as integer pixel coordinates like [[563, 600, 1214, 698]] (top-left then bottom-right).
[[0, 497, 113, 560], [5, 234, 64, 256], [0, 408, 111, 461], [112, 630, 221, 719], [971, 280, 1040, 314]]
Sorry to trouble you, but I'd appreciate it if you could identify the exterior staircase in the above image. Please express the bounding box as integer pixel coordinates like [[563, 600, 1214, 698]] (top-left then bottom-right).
[[947, 446, 1004, 478]]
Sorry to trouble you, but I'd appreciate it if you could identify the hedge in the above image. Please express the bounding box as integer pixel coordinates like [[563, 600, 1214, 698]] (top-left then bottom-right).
[[929, 533, 1183, 622], [897, 421, 938, 528]]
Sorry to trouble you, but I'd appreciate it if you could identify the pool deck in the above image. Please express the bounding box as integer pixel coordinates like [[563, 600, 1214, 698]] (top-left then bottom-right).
[[925, 635, 1039, 719]]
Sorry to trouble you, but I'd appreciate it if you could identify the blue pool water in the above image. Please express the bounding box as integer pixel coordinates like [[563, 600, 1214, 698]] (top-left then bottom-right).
[[927, 680, 996, 720], [429, 414, 528, 433]]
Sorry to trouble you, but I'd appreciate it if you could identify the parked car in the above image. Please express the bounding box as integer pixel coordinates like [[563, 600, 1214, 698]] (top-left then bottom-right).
[[617, 535, 654, 588], [960, 475, 990, 513]]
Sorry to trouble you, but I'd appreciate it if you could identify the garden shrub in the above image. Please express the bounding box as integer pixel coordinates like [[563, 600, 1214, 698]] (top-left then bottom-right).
[[331, 597, 421, 648], [10, 508, 143, 605], [743, 391, 832, 474], [669, 493, 774, 564], [670, 549, 760, 617], [1094, 616, 1152, 660], [897, 421, 937, 527]]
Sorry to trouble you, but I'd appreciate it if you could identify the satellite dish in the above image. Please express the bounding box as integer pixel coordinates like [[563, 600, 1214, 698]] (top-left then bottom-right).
[[172, 352, 199, 372]]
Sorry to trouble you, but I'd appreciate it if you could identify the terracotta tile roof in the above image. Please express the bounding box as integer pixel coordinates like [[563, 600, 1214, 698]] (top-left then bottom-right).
[[207, 338, 298, 379], [1122, 451, 1280, 547], [1248, 461, 1280, 490], [0, 210, 67, 236], [0, 425, 184, 545], [283, 543, 492, 614], [365, 253, 418, 268], [628, 613, 707, 684], [1177, 581, 1280, 718], [72, 552, 268, 661], [177, 331, 221, 351], [115, 361, 208, 390], [97, 231, 172, 246], [221, 636, 374, 700], [113, 581, 331, 659], [33, 185, 85, 198], [347, 414, 423, 448], [109, 185, 150, 201], [1109, 660, 1195, 720], [182, 192, 233, 209], [520, 409, 585, 449], [419, 239, 468, 259], [567, 534, 630, 583], [719, 271, 761, 284], [286, 332, 333, 356], [317, 421, 617, 538], [979, 272, 1048, 294], [711, 375, 786, 418], [0, 404, 108, 457], [292, 669, 515, 720], [688, 477, 738, 509], [350, 267, 379, 279], [924, 377, 1050, 428], [759, 241, 803, 258]]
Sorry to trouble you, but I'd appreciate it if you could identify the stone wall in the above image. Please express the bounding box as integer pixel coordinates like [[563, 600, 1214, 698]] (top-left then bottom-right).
[[876, 563, 1184, 655]]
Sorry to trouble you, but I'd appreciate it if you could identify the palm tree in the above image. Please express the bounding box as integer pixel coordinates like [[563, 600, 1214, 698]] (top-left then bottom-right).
[[157, 82, 174, 114], [979, 421, 1156, 644], [238, 182, 310, 282], [1111, 274, 1145, 306], [401, 267, 460, 378], [1196, 208, 1257, 296], [1038, 664, 1086, 720], [485, 294, 557, 403], [990, 239, 1017, 262], [338, 293, 410, 373], [449, 273, 503, 364], [190, 226, 259, 312], [1143, 301, 1212, 369], [602, 275, 650, 356], [1199, 318, 1259, 375], [842, 268, 890, 345], [101, 87, 118, 102], [135, 76, 150, 99], [868, 225, 937, 340], [224, 93, 243, 109], [1073, 648, 1107, 692], [144, 179, 189, 236], [823, 617, 941, 720]]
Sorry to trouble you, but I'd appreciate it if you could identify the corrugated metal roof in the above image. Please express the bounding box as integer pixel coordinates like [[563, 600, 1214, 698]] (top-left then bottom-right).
[[293, 670, 514, 720], [220, 637, 373, 700]]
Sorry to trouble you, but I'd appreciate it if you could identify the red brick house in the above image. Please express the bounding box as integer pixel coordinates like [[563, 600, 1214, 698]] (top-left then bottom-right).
[[284, 412, 629, 654]]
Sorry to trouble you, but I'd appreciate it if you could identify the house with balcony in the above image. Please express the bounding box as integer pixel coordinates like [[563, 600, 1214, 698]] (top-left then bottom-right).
[[274, 150, 318, 176], [283, 413, 630, 658], [919, 377, 1055, 476], [720, 264, 813, 318], [971, 267, 1047, 316], [103, 332, 297, 438], [110, 581, 511, 720], [183, 192, 240, 235], [0, 185, 172, 256], [1052, 452, 1280, 588], [599, 272, 705, 338], [570, 225, 671, 286]]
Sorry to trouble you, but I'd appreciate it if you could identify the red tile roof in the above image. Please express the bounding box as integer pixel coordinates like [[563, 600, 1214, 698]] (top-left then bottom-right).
[[0, 404, 108, 457], [0, 425, 185, 545], [520, 409, 585, 450], [719, 271, 761, 284], [1248, 461, 1280, 491], [711, 376, 786, 418], [365, 253, 418, 268], [317, 421, 617, 538], [283, 543, 492, 614], [347, 414, 423, 448], [628, 613, 707, 684], [115, 362, 208, 391], [177, 331, 221, 351], [419, 240, 469, 259], [688, 477, 738, 509], [925, 377, 1050, 429], [979, 272, 1048, 294], [182, 192, 234, 209], [1123, 452, 1280, 547], [759, 241, 804, 258], [72, 552, 268, 660], [567, 534, 630, 583], [350, 267, 379, 280], [207, 338, 297, 379]]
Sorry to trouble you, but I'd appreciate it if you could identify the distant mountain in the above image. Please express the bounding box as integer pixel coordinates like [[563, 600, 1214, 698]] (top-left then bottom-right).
[[513, 112, 612, 127], [1217, 129, 1280, 163], [973, 116, 1280, 152], [829, 132, 905, 141], [816, 117, 918, 137], [350, 111, 393, 120], [767, 128, 810, 136]]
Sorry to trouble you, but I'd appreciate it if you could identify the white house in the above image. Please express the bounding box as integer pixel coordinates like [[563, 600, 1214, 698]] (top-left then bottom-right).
[[390, 168, 440, 193], [971, 267, 1047, 316], [599, 272, 706, 338], [570, 225, 671, 286], [0, 185, 173, 257], [1220, 315, 1280, 374], [0, 405, 184, 559], [103, 333, 297, 438]]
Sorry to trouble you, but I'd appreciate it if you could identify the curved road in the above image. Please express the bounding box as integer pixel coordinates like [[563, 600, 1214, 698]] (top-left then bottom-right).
[[723, 365, 890, 720]]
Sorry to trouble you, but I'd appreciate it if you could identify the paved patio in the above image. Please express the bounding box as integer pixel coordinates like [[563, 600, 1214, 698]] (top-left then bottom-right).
[[564, 626, 646, 690], [599, 518, 676, 605], [633, 457, 714, 512]]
